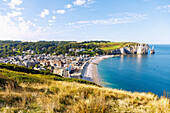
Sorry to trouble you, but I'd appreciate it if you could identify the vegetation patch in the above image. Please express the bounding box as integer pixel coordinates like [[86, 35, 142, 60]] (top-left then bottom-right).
[[0, 63, 60, 77], [0, 41, 138, 57], [0, 64, 98, 86], [0, 71, 169, 112]]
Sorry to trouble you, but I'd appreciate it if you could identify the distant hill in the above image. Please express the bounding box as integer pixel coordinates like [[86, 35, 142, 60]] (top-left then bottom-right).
[[0, 40, 137, 57], [0, 64, 169, 112]]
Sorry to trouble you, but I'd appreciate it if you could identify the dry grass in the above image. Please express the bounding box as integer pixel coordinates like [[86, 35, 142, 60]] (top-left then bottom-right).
[[0, 68, 169, 112], [0, 76, 170, 113]]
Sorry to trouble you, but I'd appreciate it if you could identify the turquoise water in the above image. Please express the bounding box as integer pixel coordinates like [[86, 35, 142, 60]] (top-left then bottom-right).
[[98, 45, 170, 96]]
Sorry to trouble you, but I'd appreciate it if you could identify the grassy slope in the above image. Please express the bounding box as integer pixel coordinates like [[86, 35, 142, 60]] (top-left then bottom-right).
[[0, 68, 170, 112], [0, 63, 97, 86], [83, 42, 137, 52]]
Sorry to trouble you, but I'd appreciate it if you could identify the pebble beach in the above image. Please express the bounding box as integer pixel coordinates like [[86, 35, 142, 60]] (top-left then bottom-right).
[[82, 55, 114, 85]]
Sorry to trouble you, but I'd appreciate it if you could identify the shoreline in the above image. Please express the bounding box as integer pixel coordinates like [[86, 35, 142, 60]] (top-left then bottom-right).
[[81, 55, 115, 85]]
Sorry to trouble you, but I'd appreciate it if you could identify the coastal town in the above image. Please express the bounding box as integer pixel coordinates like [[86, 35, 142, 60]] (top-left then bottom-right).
[[0, 43, 155, 84], [0, 51, 92, 79]]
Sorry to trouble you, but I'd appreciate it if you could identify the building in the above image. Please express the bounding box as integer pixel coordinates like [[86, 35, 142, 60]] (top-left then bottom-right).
[[69, 49, 74, 52]]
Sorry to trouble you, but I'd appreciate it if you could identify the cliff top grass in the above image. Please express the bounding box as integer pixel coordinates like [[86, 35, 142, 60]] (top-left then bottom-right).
[[0, 66, 170, 112], [82, 42, 138, 51]]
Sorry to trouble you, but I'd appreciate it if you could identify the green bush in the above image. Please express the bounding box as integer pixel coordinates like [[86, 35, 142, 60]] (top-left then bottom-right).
[[0, 67, 98, 86], [0, 63, 60, 77]]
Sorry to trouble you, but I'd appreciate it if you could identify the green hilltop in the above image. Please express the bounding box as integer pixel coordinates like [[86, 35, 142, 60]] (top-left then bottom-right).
[[0, 40, 137, 57]]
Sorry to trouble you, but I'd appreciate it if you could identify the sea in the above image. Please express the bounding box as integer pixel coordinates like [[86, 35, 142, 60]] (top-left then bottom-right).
[[98, 45, 170, 96]]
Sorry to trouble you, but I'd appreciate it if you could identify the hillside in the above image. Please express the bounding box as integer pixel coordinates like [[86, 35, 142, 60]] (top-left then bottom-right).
[[0, 40, 137, 57], [0, 63, 97, 86], [0, 65, 169, 112]]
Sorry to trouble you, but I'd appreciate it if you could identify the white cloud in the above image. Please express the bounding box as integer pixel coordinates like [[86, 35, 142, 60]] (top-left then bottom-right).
[[68, 13, 147, 26], [87, 0, 94, 4], [52, 16, 56, 19], [157, 5, 170, 12], [57, 10, 65, 14], [3, 0, 7, 2], [65, 4, 72, 9], [49, 20, 54, 23], [40, 9, 49, 18], [8, 0, 23, 9], [0, 7, 64, 41], [0, 8, 7, 10], [0, 13, 51, 41], [18, 21, 31, 32], [7, 11, 22, 17], [52, 10, 65, 14], [17, 17, 23, 21], [52, 10, 56, 14], [157, 5, 170, 9], [34, 19, 38, 21], [73, 0, 94, 6], [73, 0, 86, 6], [15, 7, 24, 11]]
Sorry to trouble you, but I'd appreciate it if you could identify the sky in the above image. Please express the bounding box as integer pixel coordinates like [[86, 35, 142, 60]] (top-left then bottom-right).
[[0, 0, 170, 44]]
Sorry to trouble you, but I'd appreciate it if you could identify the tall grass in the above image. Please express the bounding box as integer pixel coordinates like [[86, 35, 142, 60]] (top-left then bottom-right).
[[0, 71, 169, 113]]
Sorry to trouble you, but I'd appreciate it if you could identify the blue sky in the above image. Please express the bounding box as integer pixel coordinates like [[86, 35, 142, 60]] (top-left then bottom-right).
[[0, 0, 170, 44]]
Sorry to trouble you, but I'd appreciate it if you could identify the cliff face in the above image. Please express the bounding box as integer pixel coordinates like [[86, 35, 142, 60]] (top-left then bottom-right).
[[111, 43, 155, 55], [0, 68, 169, 112]]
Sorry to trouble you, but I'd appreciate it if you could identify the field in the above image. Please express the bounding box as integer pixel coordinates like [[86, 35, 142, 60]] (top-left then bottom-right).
[[83, 42, 137, 51], [0, 66, 169, 112]]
